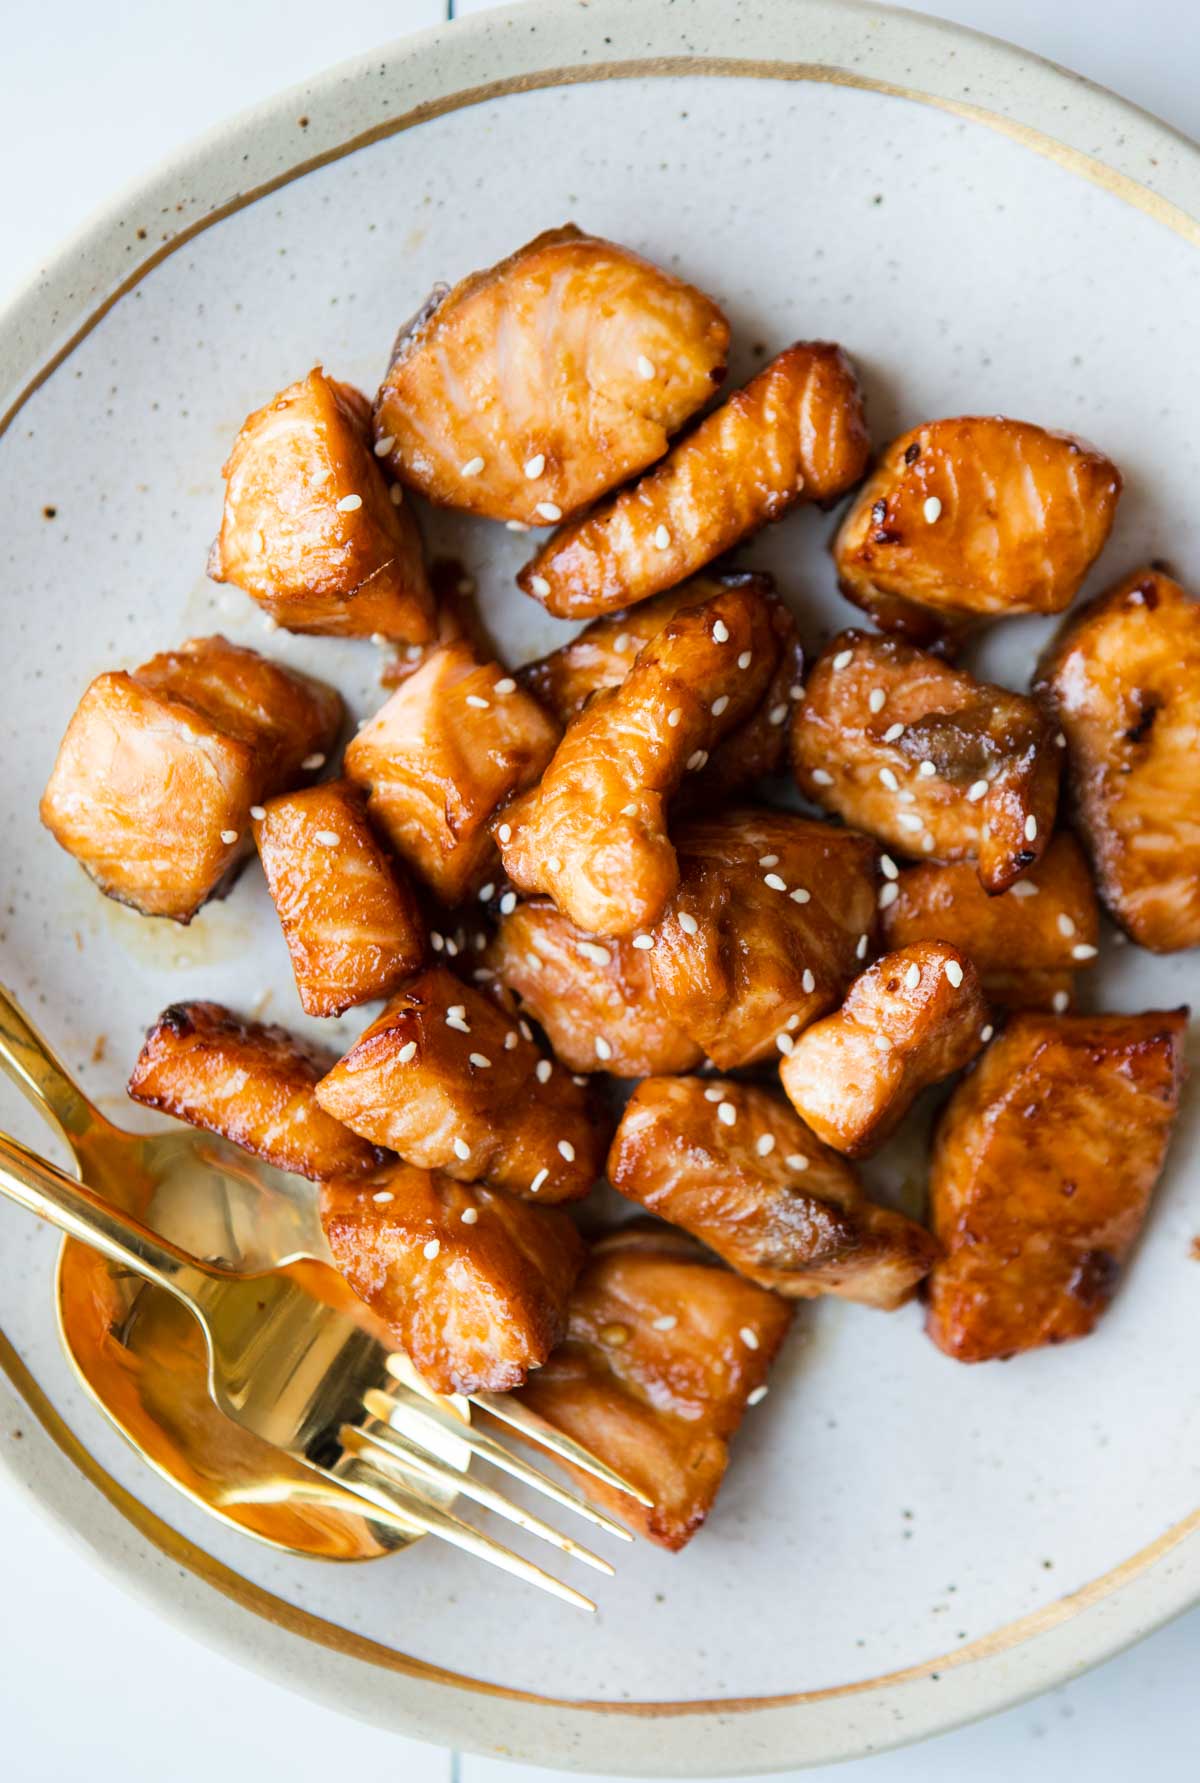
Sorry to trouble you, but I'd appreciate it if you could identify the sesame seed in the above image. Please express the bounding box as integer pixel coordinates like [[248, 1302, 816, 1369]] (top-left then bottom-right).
[[371, 632, 389, 647], [249, 805, 266, 821], [314, 829, 339, 846], [801, 968, 816, 994], [880, 854, 898, 880], [787, 1153, 809, 1172], [578, 940, 611, 966], [504, 1030, 518, 1051], [469, 1053, 491, 1069], [918, 760, 936, 778], [1010, 880, 1039, 899], [1053, 990, 1070, 1013], [461, 456, 485, 477], [652, 1313, 677, 1331], [445, 938, 459, 957], [944, 959, 964, 988], [632, 933, 654, 950], [653, 525, 671, 550], [461, 1207, 479, 1225], [1072, 943, 1098, 961], [856, 933, 870, 958], [980, 1024, 994, 1043], [535, 1059, 552, 1084], [922, 835, 936, 852], [637, 354, 656, 380], [431, 931, 444, 951], [446, 1015, 470, 1034], [452, 1138, 470, 1161], [519, 1021, 533, 1041], [620, 804, 638, 817], [465, 693, 490, 710], [496, 823, 512, 845], [374, 435, 395, 456], [713, 620, 730, 643], [678, 911, 699, 936], [389, 486, 404, 505], [667, 707, 682, 727], [1057, 914, 1076, 938], [868, 688, 886, 714], [812, 768, 834, 787], [738, 651, 753, 670], [372, 1190, 394, 1205], [1025, 816, 1039, 841], [595, 1036, 613, 1061], [558, 1140, 576, 1162], [879, 767, 899, 792], [769, 704, 788, 725], [790, 886, 811, 904], [687, 749, 709, 771], [336, 493, 362, 513], [756, 1133, 776, 1158], [494, 677, 516, 695], [740, 1326, 760, 1350], [529, 575, 551, 597], [904, 962, 920, 989], [883, 723, 905, 743], [873, 1034, 893, 1052], [879, 882, 899, 910], [923, 496, 943, 523], [423, 1238, 441, 1260], [704, 1086, 725, 1102], [478, 882, 496, 902], [303, 751, 326, 770], [536, 501, 563, 522], [506, 520, 530, 532], [530, 1168, 548, 1194], [717, 1101, 737, 1126], [547, 855, 563, 874], [220, 829, 238, 845], [711, 695, 730, 717], [832, 649, 853, 671], [747, 1386, 769, 1406], [523, 454, 546, 480], [899, 813, 925, 833], [1056, 731, 1067, 749], [499, 891, 517, 915], [759, 854, 779, 867], [776, 1032, 795, 1055], [614, 633, 633, 654], [764, 872, 787, 892], [967, 779, 988, 802], [397, 1041, 417, 1064]]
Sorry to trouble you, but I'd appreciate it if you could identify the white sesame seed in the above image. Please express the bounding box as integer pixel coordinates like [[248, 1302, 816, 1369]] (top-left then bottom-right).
[[446, 1015, 470, 1034], [536, 501, 563, 522], [967, 779, 989, 802], [547, 855, 563, 874], [701, 1086, 724, 1104], [461, 1207, 479, 1225], [220, 829, 238, 845], [1057, 913, 1076, 938], [465, 693, 490, 710], [336, 493, 362, 513], [558, 1140, 576, 1162], [430, 931, 444, 952], [636, 354, 656, 380], [944, 959, 964, 988], [917, 760, 936, 778], [504, 1031, 518, 1052], [790, 886, 811, 905], [758, 854, 779, 868], [613, 633, 633, 654], [1052, 990, 1070, 1013], [529, 574, 551, 597], [578, 940, 611, 966], [801, 968, 816, 994], [711, 695, 730, 717], [687, 749, 709, 771], [787, 1153, 809, 1172], [496, 823, 512, 846], [880, 855, 899, 880], [812, 768, 834, 786], [423, 1238, 441, 1260], [314, 829, 339, 846], [499, 891, 517, 916], [832, 649, 853, 671], [494, 677, 517, 696], [249, 805, 266, 821], [469, 1053, 491, 1069], [653, 524, 671, 550], [879, 882, 899, 910], [868, 688, 886, 714], [652, 1313, 678, 1331], [478, 882, 496, 903], [712, 619, 730, 643], [756, 1133, 776, 1157], [1056, 731, 1067, 749], [535, 1059, 552, 1084], [372, 1190, 394, 1205], [620, 804, 637, 817], [898, 812, 924, 833], [389, 485, 404, 505], [717, 1101, 737, 1126], [747, 1386, 769, 1406], [530, 1167, 549, 1194], [444, 938, 459, 957], [678, 911, 699, 936], [667, 707, 682, 728], [879, 767, 899, 792], [452, 1138, 471, 1161], [374, 435, 395, 456], [632, 933, 654, 950], [856, 933, 870, 959], [397, 1041, 417, 1064], [769, 703, 788, 726], [883, 723, 905, 743], [1072, 943, 1098, 961], [740, 1326, 760, 1350], [447, 1003, 466, 1020], [461, 456, 485, 477], [371, 632, 389, 647], [1025, 816, 1039, 841], [873, 1033, 894, 1052], [523, 454, 546, 480], [506, 520, 530, 532], [1010, 880, 1039, 899], [923, 496, 943, 523], [594, 1036, 613, 1061], [738, 651, 753, 671], [980, 1024, 994, 1043], [922, 834, 936, 853], [764, 872, 787, 892], [519, 1020, 533, 1041], [776, 1032, 795, 1055], [898, 789, 915, 804], [904, 962, 921, 989]]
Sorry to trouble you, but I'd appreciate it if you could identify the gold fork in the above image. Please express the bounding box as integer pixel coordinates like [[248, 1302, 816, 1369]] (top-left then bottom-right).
[[0, 1124, 637, 1608]]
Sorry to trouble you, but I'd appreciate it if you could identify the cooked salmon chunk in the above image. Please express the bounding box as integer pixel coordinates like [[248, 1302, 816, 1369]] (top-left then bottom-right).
[[314, 967, 604, 1202], [648, 809, 880, 1070], [497, 580, 781, 936], [518, 342, 870, 620], [484, 900, 702, 1077], [927, 1009, 1188, 1362], [608, 1079, 937, 1308], [516, 1225, 793, 1549], [209, 367, 434, 641], [373, 225, 729, 525], [880, 832, 1100, 1010], [1035, 567, 1200, 952], [792, 630, 1059, 892], [254, 780, 425, 1018], [834, 416, 1121, 649], [127, 1001, 382, 1179], [320, 1164, 585, 1394], [779, 943, 988, 1156], [519, 573, 805, 804], [41, 636, 342, 922], [343, 641, 560, 905], [381, 559, 498, 689]]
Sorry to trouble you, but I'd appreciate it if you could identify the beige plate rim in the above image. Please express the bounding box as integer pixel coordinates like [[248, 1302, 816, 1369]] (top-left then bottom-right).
[[0, 0, 1198, 1771]]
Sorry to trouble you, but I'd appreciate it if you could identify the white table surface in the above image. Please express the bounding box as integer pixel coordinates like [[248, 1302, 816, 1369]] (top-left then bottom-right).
[[0, 1, 1196, 1777]]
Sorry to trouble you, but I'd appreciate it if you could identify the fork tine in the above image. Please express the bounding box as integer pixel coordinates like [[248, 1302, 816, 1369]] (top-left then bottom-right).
[[355, 1406, 614, 1575], [472, 1388, 656, 1508], [379, 1367, 636, 1540], [335, 1433, 596, 1612]]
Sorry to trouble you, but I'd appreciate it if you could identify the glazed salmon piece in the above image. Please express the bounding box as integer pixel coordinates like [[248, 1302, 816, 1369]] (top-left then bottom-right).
[[380, 559, 499, 689], [927, 1009, 1188, 1362], [373, 225, 729, 524], [496, 580, 781, 936], [834, 416, 1121, 649], [127, 1001, 382, 1180], [314, 967, 605, 1203], [210, 367, 434, 641], [320, 1164, 585, 1395], [1035, 567, 1200, 952], [792, 630, 1059, 893], [608, 1079, 937, 1309], [648, 809, 879, 1070], [343, 641, 560, 906], [254, 780, 426, 1018], [484, 900, 702, 1077], [779, 943, 988, 1157], [519, 342, 870, 619], [518, 573, 805, 805], [41, 636, 342, 923], [880, 832, 1100, 1010], [516, 1225, 793, 1549]]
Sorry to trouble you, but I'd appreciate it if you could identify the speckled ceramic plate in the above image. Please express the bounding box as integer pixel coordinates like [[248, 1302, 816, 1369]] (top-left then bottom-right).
[[1, 0, 1198, 1772]]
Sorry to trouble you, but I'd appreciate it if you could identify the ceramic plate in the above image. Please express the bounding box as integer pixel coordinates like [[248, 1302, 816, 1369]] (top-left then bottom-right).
[[1, 0, 1198, 1771]]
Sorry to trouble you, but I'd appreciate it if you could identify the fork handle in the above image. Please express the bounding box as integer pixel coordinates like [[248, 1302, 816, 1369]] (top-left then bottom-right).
[[0, 983, 105, 1150], [0, 1128, 206, 1304]]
